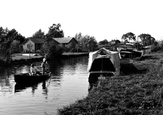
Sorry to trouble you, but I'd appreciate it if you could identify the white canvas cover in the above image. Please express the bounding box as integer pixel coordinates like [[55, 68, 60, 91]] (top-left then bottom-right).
[[87, 48, 120, 75]]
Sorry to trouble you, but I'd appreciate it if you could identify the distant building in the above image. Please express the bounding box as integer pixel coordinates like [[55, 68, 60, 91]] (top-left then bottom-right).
[[23, 37, 78, 53], [47, 37, 78, 49], [22, 38, 46, 52]]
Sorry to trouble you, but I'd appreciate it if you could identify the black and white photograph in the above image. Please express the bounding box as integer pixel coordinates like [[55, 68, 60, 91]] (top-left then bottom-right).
[[0, 0, 163, 115]]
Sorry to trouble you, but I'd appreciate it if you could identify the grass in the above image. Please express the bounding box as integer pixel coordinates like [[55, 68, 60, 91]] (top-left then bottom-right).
[[58, 51, 163, 115]]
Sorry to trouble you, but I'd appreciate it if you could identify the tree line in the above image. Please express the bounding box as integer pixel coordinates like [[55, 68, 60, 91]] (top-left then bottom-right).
[[0, 23, 99, 62], [121, 32, 156, 46], [0, 23, 161, 63]]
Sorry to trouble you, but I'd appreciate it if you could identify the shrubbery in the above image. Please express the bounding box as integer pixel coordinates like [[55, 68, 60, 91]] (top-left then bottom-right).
[[40, 42, 63, 61], [151, 40, 163, 52]]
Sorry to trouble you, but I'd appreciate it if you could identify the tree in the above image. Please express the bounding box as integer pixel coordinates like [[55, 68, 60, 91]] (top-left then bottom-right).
[[138, 33, 155, 46], [74, 33, 82, 42], [99, 39, 109, 45], [46, 23, 64, 39], [41, 41, 63, 60], [0, 27, 6, 43], [122, 32, 136, 42], [5, 28, 25, 44], [74, 33, 98, 52], [32, 29, 45, 38], [0, 27, 25, 62], [87, 36, 98, 51], [78, 35, 98, 52], [112, 39, 121, 44], [10, 40, 22, 53]]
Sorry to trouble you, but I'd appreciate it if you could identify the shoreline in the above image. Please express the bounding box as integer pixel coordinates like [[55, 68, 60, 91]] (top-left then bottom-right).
[[0, 53, 44, 67], [61, 52, 89, 57], [0, 52, 89, 66]]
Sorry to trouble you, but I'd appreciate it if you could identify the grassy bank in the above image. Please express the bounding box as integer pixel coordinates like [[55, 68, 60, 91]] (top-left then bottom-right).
[[58, 51, 163, 115]]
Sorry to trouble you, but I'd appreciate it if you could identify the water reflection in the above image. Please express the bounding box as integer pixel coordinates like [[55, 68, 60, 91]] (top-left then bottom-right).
[[42, 78, 52, 99], [31, 84, 38, 94], [42, 80, 48, 95], [48, 59, 63, 76], [88, 73, 114, 91], [88, 73, 99, 91], [0, 56, 89, 115], [0, 67, 15, 93]]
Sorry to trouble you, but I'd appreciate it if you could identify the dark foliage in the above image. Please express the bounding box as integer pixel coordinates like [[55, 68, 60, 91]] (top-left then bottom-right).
[[46, 45, 63, 60], [99, 39, 109, 45], [46, 23, 64, 39], [138, 34, 155, 46], [122, 32, 136, 42]]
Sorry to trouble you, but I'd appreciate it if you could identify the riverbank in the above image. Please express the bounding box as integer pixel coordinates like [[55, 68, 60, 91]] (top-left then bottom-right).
[[0, 53, 43, 67], [0, 52, 89, 66], [11, 53, 43, 65], [58, 51, 163, 115], [61, 52, 88, 57]]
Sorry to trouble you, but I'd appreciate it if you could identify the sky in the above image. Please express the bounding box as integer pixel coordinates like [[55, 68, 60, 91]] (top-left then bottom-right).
[[0, 0, 163, 42]]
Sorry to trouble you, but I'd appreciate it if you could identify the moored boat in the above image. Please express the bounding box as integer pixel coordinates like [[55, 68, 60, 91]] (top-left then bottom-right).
[[87, 48, 120, 76], [120, 49, 143, 59], [117, 43, 144, 59]]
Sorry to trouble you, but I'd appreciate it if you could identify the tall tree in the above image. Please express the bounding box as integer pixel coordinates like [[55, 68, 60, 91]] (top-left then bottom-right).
[[46, 23, 64, 39], [138, 33, 155, 46], [32, 29, 45, 38], [5, 28, 25, 43], [122, 32, 136, 42], [0, 28, 25, 61]]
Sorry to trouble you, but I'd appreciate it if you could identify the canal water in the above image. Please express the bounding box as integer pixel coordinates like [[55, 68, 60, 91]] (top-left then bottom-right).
[[0, 56, 89, 115]]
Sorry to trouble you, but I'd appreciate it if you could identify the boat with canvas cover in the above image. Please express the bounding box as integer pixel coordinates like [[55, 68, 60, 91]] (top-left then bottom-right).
[[87, 48, 120, 76]]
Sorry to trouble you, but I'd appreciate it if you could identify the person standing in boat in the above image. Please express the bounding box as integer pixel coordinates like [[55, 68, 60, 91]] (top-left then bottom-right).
[[30, 64, 38, 75], [41, 57, 47, 75]]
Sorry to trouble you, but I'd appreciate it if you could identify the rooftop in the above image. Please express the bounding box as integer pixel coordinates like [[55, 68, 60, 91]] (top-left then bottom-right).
[[53, 37, 74, 44], [23, 37, 46, 44], [30, 38, 46, 44]]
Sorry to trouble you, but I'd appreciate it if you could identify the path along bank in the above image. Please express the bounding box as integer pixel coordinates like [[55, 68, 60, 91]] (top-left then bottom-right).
[[58, 51, 163, 115]]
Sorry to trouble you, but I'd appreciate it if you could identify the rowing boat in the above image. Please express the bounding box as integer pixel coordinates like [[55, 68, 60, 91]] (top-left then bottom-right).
[[14, 73, 51, 85]]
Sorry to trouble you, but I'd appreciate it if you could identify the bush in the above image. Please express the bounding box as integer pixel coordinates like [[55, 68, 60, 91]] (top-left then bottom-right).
[[151, 41, 163, 52], [46, 45, 63, 60]]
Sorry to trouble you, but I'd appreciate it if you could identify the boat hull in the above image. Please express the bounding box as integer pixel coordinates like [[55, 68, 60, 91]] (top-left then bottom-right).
[[120, 49, 143, 59], [14, 73, 50, 86]]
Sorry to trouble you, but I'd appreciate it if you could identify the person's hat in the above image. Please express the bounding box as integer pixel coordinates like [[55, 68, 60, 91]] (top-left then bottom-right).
[[43, 58, 46, 62]]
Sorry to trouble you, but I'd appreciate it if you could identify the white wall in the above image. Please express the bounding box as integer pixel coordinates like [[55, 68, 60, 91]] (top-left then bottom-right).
[[23, 39, 35, 52]]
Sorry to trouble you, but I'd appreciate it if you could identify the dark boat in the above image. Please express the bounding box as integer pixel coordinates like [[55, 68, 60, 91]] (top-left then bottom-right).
[[14, 73, 51, 92], [14, 73, 51, 85]]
